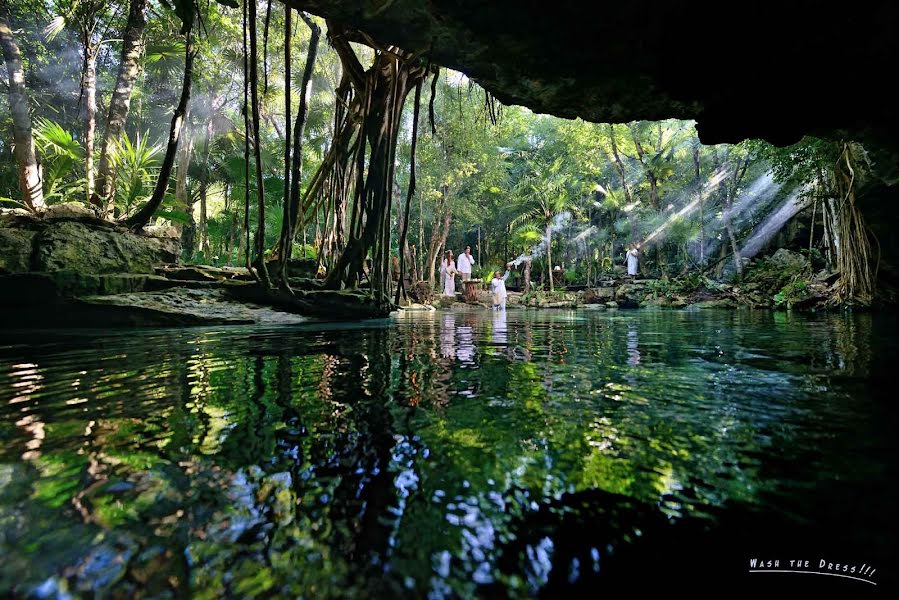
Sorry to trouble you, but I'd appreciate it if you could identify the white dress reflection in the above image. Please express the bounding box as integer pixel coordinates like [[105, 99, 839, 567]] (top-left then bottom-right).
[[440, 313, 456, 359], [457, 321, 475, 365], [493, 308, 508, 349], [626, 322, 640, 366]]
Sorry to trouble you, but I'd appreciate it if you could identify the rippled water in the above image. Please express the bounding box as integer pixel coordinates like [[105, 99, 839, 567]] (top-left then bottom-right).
[[1, 309, 896, 596]]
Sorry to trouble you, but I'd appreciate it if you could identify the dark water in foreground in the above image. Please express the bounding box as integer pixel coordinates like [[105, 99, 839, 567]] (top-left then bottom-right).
[[1, 309, 896, 597]]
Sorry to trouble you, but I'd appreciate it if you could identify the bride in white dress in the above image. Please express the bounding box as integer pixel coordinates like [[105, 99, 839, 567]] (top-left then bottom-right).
[[442, 250, 457, 297]]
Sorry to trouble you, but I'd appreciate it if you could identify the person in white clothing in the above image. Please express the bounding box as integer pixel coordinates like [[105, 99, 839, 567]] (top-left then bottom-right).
[[625, 244, 640, 277], [457, 246, 475, 281], [442, 250, 457, 296], [491, 264, 512, 310]]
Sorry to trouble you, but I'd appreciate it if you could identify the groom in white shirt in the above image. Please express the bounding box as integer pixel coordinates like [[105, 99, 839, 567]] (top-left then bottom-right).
[[458, 246, 475, 281]]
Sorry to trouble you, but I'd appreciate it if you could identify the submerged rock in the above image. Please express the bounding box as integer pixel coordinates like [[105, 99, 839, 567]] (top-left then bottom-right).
[[692, 298, 738, 309], [81, 287, 309, 326]]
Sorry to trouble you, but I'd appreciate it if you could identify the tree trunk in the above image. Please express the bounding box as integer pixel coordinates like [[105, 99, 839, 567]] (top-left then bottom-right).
[[427, 190, 452, 287], [280, 12, 320, 275], [198, 119, 212, 259], [123, 23, 194, 230], [418, 186, 425, 278], [546, 220, 554, 292], [82, 41, 98, 202], [0, 11, 44, 210], [725, 220, 742, 275], [523, 258, 531, 293], [247, 0, 271, 285], [833, 143, 875, 305], [607, 123, 635, 239], [630, 123, 660, 210], [94, 0, 148, 210], [722, 155, 750, 276], [395, 81, 422, 304], [199, 187, 210, 258], [175, 116, 195, 252], [607, 123, 631, 204], [321, 25, 428, 297], [693, 138, 704, 264]]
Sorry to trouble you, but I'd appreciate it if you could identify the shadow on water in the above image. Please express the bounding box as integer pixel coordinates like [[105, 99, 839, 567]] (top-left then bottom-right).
[[0, 309, 896, 596]]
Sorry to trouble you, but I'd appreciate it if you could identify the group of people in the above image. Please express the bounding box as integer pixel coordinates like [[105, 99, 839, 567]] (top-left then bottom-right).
[[440, 246, 477, 293], [440, 246, 511, 310], [437, 241, 640, 310]]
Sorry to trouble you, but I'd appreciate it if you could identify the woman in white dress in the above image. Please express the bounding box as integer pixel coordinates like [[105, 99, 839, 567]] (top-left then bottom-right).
[[442, 250, 457, 297], [625, 244, 640, 277]]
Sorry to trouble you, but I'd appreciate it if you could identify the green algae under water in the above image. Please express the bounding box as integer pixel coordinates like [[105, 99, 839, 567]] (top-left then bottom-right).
[[1, 309, 897, 596]]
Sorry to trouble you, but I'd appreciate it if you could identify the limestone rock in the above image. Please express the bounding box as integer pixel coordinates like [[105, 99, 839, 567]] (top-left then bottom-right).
[[768, 248, 810, 271], [693, 299, 738, 309], [0, 228, 35, 273], [42, 201, 106, 223], [582, 287, 614, 303], [33, 221, 178, 274], [408, 280, 434, 304], [614, 283, 644, 308]]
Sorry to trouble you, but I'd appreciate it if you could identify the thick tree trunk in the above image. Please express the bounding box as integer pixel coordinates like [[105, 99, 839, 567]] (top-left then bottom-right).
[[123, 24, 194, 230], [833, 143, 875, 305], [94, 0, 148, 210], [83, 42, 98, 202], [0, 11, 44, 210]]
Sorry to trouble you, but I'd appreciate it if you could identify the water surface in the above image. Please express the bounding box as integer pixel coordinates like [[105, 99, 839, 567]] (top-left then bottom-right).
[[1, 309, 896, 596]]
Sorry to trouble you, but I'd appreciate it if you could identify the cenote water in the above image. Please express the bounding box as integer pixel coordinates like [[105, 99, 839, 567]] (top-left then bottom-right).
[[1, 309, 896, 596]]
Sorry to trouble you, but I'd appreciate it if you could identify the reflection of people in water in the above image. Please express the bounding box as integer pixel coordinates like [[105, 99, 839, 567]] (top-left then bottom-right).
[[440, 312, 456, 359], [626, 321, 640, 366], [457, 315, 475, 364], [493, 307, 508, 347]]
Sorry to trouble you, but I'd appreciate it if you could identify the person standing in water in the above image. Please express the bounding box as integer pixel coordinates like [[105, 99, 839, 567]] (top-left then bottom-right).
[[491, 263, 512, 310], [457, 246, 475, 281], [442, 250, 457, 297], [625, 244, 640, 278]]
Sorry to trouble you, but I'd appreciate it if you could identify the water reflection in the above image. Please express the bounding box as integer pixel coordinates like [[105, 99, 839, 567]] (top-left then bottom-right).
[[0, 310, 896, 596], [626, 322, 640, 366]]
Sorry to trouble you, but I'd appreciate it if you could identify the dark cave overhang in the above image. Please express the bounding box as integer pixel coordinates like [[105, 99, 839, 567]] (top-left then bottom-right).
[[285, 0, 899, 152]]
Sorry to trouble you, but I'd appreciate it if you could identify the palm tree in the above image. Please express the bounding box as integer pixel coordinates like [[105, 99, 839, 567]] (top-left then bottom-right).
[[510, 156, 575, 292]]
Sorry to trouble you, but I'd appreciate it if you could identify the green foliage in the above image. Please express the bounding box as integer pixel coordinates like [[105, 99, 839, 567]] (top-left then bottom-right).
[[644, 273, 705, 300], [3, 2, 814, 284], [33, 118, 84, 204], [291, 244, 318, 260], [111, 132, 163, 215], [773, 279, 809, 307]]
